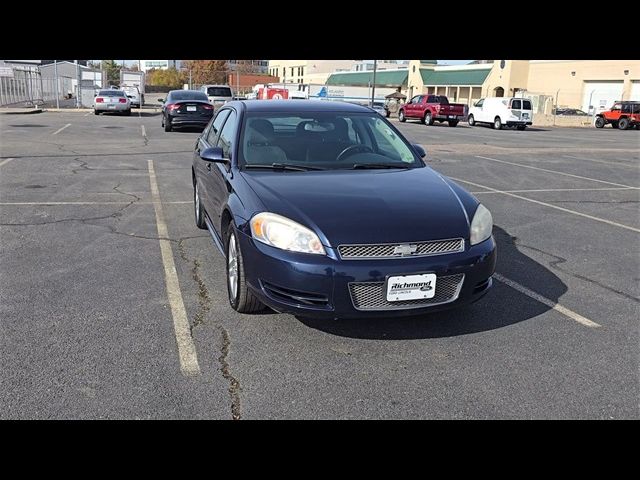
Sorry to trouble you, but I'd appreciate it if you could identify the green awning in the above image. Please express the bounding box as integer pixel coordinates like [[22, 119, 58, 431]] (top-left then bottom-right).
[[326, 70, 408, 87], [420, 68, 491, 86]]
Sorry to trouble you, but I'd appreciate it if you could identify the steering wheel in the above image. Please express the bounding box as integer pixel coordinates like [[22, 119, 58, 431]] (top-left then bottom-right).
[[336, 144, 373, 161]]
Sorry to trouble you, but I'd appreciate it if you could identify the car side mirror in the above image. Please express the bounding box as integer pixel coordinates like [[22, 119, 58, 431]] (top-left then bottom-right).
[[200, 146, 227, 163], [412, 144, 426, 158], [157, 98, 164, 103]]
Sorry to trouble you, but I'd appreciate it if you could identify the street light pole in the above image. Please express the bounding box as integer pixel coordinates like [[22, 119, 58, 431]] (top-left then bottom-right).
[[370, 60, 377, 107]]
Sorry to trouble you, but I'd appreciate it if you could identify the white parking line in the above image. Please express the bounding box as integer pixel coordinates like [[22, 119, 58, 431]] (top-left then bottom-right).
[[475, 155, 639, 189], [562, 154, 639, 168], [494, 273, 601, 328], [470, 186, 635, 194], [450, 176, 640, 233], [141, 125, 146, 138], [52, 123, 71, 135], [0, 158, 14, 167], [148, 159, 200, 377]]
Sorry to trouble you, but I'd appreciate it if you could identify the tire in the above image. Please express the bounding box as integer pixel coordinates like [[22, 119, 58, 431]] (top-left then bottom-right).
[[493, 116, 502, 130], [618, 117, 629, 130], [425, 111, 434, 125], [226, 227, 264, 313], [594, 116, 605, 128], [124, 109, 131, 116], [448, 120, 459, 127], [94, 109, 99, 115], [398, 110, 406, 122], [611, 121, 619, 129], [517, 125, 526, 131], [164, 115, 172, 132], [193, 180, 206, 230], [468, 114, 475, 126]]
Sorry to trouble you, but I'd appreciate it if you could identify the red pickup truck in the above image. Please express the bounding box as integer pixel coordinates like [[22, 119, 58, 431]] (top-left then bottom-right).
[[398, 94, 468, 127]]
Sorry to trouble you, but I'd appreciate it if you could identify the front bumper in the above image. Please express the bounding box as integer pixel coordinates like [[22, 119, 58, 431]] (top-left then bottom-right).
[[237, 230, 497, 319]]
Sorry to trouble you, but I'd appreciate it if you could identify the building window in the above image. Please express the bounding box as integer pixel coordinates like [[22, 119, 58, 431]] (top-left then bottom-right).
[[291, 67, 294, 77]]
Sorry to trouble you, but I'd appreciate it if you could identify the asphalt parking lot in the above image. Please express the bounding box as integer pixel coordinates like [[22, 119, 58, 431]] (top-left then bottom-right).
[[1, 108, 638, 419]]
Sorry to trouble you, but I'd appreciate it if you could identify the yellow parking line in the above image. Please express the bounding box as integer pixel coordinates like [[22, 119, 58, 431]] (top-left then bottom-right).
[[148, 159, 200, 376]]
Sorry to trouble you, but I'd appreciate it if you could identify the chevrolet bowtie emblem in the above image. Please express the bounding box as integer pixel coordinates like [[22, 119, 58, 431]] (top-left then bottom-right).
[[393, 244, 418, 256]]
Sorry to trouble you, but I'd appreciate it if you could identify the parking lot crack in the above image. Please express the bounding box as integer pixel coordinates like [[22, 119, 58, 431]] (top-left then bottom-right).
[[512, 238, 640, 303], [219, 326, 242, 420], [177, 239, 212, 334]]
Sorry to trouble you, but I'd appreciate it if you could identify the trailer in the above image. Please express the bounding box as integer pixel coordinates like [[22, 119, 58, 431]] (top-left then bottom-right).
[[120, 70, 145, 106]]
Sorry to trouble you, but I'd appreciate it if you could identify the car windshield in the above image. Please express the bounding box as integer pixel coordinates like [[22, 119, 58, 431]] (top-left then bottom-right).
[[98, 90, 126, 97], [239, 112, 421, 171], [171, 91, 208, 101], [206, 87, 232, 97]]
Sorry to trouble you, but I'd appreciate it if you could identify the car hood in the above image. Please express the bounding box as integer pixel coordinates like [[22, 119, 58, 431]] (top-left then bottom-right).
[[240, 167, 471, 247]]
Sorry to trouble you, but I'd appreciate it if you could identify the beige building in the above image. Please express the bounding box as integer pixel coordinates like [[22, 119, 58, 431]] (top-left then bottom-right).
[[406, 60, 640, 113], [268, 60, 362, 85]]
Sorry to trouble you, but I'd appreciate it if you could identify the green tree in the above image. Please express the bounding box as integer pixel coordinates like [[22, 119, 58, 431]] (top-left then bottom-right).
[[146, 67, 185, 89], [101, 60, 121, 86]]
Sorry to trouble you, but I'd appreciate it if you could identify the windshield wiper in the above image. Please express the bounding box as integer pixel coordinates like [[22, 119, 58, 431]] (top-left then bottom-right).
[[351, 163, 411, 170], [244, 163, 324, 172]]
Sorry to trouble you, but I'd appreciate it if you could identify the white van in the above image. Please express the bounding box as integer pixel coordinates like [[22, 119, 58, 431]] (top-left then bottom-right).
[[468, 97, 533, 130], [200, 84, 233, 108]]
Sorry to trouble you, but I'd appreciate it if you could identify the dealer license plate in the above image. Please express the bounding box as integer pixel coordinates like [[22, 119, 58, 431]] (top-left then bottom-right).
[[386, 274, 437, 301]]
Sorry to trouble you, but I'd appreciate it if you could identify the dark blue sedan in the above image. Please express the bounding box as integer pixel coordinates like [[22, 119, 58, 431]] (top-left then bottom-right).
[[192, 100, 496, 318]]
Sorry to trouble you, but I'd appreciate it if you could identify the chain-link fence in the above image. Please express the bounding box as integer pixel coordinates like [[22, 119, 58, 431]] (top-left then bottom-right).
[[0, 66, 44, 107]]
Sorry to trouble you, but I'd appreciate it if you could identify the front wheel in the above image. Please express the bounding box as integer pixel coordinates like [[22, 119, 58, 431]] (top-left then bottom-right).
[[398, 110, 406, 122], [618, 117, 629, 130], [493, 117, 502, 130], [468, 114, 475, 126], [226, 228, 264, 313], [594, 116, 605, 128]]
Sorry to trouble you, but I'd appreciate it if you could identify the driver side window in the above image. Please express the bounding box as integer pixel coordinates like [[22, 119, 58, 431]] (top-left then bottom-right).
[[475, 99, 484, 107]]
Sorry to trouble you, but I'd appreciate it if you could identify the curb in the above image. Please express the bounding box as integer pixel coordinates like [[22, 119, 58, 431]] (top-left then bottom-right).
[[0, 108, 44, 115]]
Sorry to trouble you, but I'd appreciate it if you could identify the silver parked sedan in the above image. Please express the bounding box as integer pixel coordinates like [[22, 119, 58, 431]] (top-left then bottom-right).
[[94, 89, 131, 115]]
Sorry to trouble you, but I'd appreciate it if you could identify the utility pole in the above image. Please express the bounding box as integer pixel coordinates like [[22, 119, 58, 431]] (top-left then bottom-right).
[[370, 60, 377, 107], [54, 59, 60, 109], [75, 60, 80, 108]]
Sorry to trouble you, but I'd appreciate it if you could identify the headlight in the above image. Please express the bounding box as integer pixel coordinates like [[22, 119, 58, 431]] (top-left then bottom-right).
[[250, 212, 326, 255], [470, 204, 493, 245]]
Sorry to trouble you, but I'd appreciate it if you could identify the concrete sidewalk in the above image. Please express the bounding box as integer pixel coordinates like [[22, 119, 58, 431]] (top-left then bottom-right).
[[0, 107, 44, 114]]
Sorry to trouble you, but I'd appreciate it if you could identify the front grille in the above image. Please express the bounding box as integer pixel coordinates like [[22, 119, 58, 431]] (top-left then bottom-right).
[[338, 238, 464, 260], [349, 274, 464, 311]]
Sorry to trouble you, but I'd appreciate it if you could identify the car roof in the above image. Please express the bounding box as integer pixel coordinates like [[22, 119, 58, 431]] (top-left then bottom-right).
[[233, 100, 375, 113]]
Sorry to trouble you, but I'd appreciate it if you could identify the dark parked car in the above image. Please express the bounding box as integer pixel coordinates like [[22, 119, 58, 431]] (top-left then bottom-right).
[[553, 108, 589, 116], [159, 90, 214, 132], [192, 100, 496, 318]]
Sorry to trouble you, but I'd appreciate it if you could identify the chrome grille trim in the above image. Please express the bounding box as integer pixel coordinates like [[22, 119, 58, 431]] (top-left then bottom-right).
[[348, 273, 465, 311], [338, 238, 464, 260]]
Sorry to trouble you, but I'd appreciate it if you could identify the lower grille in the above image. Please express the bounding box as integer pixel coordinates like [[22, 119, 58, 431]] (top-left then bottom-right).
[[349, 274, 464, 311]]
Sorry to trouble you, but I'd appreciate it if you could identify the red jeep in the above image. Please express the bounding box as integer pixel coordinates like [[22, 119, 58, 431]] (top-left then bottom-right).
[[594, 101, 640, 130], [398, 94, 467, 127]]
